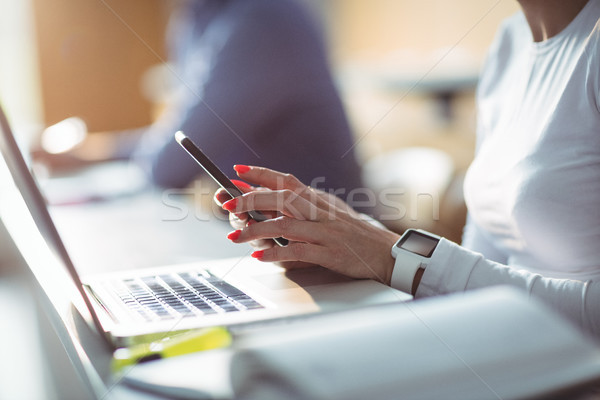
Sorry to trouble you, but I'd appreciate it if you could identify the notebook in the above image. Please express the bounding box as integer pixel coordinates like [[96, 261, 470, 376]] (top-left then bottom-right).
[[229, 287, 600, 400], [0, 104, 407, 348], [122, 287, 600, 400]]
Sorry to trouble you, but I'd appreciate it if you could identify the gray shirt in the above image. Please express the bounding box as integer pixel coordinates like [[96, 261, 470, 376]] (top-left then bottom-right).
[[141, 0, 362, 196]]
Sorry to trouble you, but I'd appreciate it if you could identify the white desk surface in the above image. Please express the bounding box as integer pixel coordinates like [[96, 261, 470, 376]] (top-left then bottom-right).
[[48, 190, 250, 275]]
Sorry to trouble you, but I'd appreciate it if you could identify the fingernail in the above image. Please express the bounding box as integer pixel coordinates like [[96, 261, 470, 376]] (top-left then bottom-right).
[[251, 250, 264, 259], [231, 179, 251, 189], [234, 165, 251, 174], [227, 230, 241, 241], [247, 219, 257, 226], [222, 198, 237, 211]]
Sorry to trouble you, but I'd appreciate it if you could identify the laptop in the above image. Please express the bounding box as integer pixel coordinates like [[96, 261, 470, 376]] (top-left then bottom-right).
[[0, 104, 408, 348]]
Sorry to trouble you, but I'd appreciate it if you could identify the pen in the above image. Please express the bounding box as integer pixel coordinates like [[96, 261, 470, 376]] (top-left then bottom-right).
[[111, 327, 231, 373]]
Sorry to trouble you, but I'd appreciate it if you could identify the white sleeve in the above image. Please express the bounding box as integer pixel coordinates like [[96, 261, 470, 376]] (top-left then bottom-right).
[[461, 214, 507, 264], [416, 238, 600, 339]]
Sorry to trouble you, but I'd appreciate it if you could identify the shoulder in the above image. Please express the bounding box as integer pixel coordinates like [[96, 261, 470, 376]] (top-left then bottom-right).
[[588, 22, 600, 111], [214, 0, 326, 60], [481, 12, 529, 77], [230, 0, 309, 17], [580, 1, 600, 111], [578, 0, 600, 52], [474, 12, 529, 146], [496, 11, 528, 46], [476, 12, 529, 101], [223, 0, 320, 34], [582, 4, 600, 63]]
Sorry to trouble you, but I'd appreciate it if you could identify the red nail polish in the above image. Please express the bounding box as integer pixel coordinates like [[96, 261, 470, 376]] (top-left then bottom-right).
[[231, 179, 251, 189], [227, 230, 241, 241], [222, 198, 237, 211], [234, 165, 251, 174], [251, 250, 264, 259]]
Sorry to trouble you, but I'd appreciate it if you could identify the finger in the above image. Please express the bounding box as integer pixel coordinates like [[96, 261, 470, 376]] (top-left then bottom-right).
[[226, 228, 277, 250], [232, 217, 326, 244], [218, 179, 259, 224], [218, 180, 277, 221], [214, 188, 232, 206], [229, 211, 248, 230], [231, 179, 253, 193], [214, 180, 254, 206], [223, 190, 327, 221], [221, 193, 250, 229], [248, 239, 275, 250], [234, 165, 346, 214], [247, 219, 297, 249], [245, 219, 275, 249], [251, 242, 330, 266], [234, 165, 304, 192], [228, 206, 278, 228]]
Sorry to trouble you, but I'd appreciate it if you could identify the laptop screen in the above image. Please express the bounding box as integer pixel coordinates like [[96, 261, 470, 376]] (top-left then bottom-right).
[[0, 104, 104, 338]]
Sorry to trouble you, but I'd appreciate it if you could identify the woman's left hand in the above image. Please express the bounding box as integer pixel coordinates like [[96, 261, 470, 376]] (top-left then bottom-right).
[[221, 166, 400, 285]]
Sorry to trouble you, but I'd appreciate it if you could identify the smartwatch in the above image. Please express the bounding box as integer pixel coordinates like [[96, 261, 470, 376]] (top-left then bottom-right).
[[391, 229, 440, 294]]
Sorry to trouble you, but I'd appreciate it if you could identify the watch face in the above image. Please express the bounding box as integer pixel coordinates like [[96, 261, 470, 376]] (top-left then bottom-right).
[[398, 230, 439, 257]]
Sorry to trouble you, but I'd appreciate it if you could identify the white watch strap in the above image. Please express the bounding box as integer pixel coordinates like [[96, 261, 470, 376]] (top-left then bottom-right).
[[390, 251, 423, 294]]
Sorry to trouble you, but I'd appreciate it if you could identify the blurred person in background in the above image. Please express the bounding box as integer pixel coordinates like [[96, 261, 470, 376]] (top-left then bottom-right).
[[133, 0, 363, 195]]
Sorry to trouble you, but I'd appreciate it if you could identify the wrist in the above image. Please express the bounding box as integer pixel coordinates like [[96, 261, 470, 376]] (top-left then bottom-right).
[[390, 229, 440, 294], [379, 230, 401, 286], [382, 251, 396, 286], [412, 267, 425, 295]]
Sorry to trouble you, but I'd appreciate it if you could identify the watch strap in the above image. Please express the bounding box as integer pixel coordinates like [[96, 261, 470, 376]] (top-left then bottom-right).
[[390, 250, 423, 294]]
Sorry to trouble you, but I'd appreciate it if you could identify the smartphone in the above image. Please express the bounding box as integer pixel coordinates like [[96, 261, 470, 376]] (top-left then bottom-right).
[[175, 131, 288, 247]]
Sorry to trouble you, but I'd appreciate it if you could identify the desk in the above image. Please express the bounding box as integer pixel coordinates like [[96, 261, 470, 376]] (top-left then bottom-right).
[[42, 163, 250, 273], [49, 190, 250, 274], [36, 166, 250, 399]]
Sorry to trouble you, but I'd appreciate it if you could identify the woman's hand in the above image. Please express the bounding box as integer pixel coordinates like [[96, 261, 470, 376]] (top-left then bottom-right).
[[216, 165, 400, 285], [214, 179, 277, 251], [215, 178, 320, 269]]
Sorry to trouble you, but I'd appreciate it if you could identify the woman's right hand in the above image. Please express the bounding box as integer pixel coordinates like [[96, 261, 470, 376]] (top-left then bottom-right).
[[215, 166, 400, 284], [214, 179, 319, 269], [214, 180, 272, 250]]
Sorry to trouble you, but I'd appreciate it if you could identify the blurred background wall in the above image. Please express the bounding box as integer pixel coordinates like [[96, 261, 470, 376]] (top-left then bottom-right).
[[32, 0, 171, 131]]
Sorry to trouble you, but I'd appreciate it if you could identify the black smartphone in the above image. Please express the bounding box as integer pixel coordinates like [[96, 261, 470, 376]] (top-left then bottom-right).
[[175, 131, 288, 247]]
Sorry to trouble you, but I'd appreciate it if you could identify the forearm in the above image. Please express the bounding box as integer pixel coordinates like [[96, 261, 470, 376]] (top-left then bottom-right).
[[415, 238, 600, 339]]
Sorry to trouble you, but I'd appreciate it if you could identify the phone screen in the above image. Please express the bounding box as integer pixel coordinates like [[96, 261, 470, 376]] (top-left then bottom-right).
[[175, 131, 288, 246]]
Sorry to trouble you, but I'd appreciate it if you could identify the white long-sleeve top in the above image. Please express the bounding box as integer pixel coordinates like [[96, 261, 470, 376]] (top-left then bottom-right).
[[416, 0, 600, 339]]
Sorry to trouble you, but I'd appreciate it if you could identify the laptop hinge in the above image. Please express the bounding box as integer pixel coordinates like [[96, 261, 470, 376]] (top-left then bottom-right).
[[83, 284, 119, 324]]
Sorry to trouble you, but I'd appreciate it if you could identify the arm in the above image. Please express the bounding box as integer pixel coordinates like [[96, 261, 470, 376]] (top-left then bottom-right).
[[417, 239, 600, 338], [220, 166, 600, 339]]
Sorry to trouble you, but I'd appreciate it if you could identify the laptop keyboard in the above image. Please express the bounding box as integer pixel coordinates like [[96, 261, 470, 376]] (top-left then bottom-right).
[[114, 271, 263, 322]]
